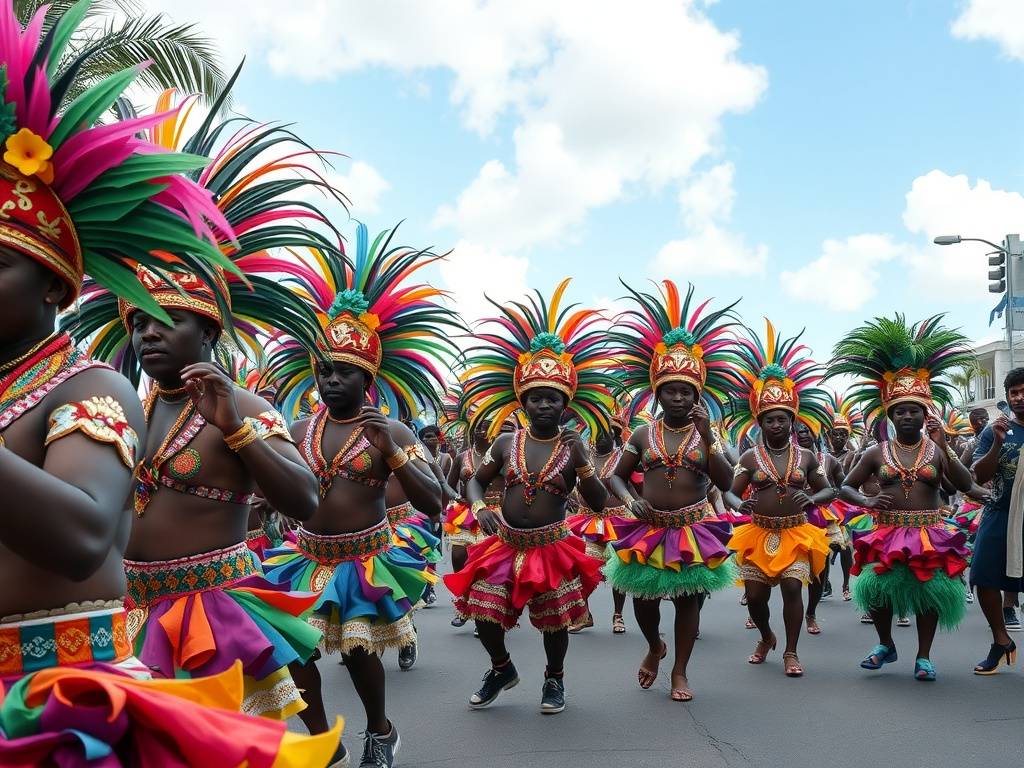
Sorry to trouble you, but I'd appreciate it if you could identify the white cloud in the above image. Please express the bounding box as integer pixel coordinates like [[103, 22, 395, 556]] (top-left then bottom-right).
[[902, 170, 1024, 298], [651, 162, 768, 277], [951, 0, 1024, 60], [437, 240, 530, 328], [330, 161, 390, 215], [780, 234, 911, 311]]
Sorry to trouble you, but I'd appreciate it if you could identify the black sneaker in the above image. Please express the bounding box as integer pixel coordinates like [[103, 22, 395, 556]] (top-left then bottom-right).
[[821, 581, 833, 600], [329, 742, 350, 768], [359, 725, 400, 768], [1005, 607, 1021, 632], [451, 614, 467, 627], [540, 677, 565, 714], [398, 642, 417, 671], [469, 663, 519, 709], [423, 585, 437, 606]]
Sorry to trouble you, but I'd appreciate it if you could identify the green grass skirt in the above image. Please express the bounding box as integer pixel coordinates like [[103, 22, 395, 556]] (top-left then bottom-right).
[[853, 563, 966, 631], [603, 556, 737, 599]]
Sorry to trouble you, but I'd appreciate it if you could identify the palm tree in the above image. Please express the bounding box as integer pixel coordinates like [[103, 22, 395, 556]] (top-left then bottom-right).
[[949, 361, 983, 407], [14, 0, 227, 106]]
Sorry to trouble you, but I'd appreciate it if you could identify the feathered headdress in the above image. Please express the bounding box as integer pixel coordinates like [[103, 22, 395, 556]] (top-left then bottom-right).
[[0, 0, 234, 318], [267, 222, 462, 421], [939, 403, 972, 436], [823, 390, 865, 439], [827, 314, 973, 422], [63, 72, 340, 383], [611, 280, 740, 418], [461, 278, 615, 439], [727, 319, 828, 444]]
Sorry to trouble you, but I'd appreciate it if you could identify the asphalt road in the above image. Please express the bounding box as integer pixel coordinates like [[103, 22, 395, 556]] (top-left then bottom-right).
[[307, 562, 1024, 768]]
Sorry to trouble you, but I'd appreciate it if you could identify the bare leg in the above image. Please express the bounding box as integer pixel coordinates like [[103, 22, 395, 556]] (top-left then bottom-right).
[[613, 588, 627, 615], [633, 597, 666, 686], [341, 647, 389, 734], [871, 605, 895, 649], [806, 565, 825, 632], [779, 578, 804, 654], [290, 658, 328, 734], [915, 610, 938, 660], [979, 586, 1012, 645], [745, 581, 773, 643], [669, 595, 700, 692], [839, 549, 853, 592]]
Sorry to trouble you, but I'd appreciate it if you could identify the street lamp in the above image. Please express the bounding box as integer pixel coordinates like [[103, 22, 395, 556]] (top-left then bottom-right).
[[934, 233, 1020, 373]]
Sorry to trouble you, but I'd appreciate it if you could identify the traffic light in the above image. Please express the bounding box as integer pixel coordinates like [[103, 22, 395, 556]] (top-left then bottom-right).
[[990, 251, 1006, 293]]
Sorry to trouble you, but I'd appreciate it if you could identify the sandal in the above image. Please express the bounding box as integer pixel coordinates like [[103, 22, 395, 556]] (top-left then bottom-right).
[[842, 588, 852, 602], [744, 616, 756, 630], [670, 687, 694, 702], [805, 615, 822, 635], [568, 612, 594, 634], [974, 640, 1017, 675], [783, 651, 803, 677], [748, 634, 776, 664], [860, 643, 897, 670], [638, 642, 668, 689], [612, 613, 626, 635], [914, 658, 936, 681]]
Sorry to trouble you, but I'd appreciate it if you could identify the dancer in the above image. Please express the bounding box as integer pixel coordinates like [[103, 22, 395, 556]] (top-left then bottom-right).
[[0, 4, 338, 761], [70, 101, 342, 722], [604, 280, 740, 700], [831, 315, 974, 681], [444, 279, 613, 714], [821, 392, 865, 601], [262, 222, 457, 768], [724, 321, 834, 677], [971, 368, 1024, 673]]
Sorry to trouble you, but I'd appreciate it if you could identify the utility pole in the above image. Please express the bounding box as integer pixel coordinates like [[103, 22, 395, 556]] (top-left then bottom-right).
[[1007, 234, 1023, 371]]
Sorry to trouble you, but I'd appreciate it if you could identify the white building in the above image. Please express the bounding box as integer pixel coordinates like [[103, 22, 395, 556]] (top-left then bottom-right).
[[968, 337, 1016, 413]]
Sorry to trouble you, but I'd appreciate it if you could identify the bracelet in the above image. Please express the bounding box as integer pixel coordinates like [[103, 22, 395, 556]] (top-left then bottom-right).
[[946, 445, 959, 462], [224, 421, 258, 452], [0, 434, 5, 448], [709, 441, 724, 456], [471, 499, 487, 515], [618, 494, 634, 507], [576, 463, 595, 479], [386, 450, 410, 471]]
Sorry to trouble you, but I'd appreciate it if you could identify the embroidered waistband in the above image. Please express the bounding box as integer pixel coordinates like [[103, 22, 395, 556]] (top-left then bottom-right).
[[876, 510, 944, 528], [124, 542, 257, 605], [751, 513, 808, 530], [298, 519, 392, 564], [639, 499, 711, 528], [246, 528, 267, 542], [387, 501, 415, 525], [497, 520, 569, 549], [0, 606, 132, 677]]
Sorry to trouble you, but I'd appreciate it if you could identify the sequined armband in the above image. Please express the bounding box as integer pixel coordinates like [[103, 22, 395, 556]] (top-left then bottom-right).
[[248, 410, 292, 443], [482, 446, 497, 466], [813, 466, 827, 477], [622, 442, 639, 456], [733, 463, 750, 478], [403, 443, 428, 462], [46, 397, 138, 468]]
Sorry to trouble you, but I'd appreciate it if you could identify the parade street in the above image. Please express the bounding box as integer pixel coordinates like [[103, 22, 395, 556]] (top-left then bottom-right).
[[313, 571, 1023, 768]]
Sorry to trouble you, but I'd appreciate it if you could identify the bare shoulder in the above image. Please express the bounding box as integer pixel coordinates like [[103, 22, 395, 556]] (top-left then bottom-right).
[[290, 416, 312, 442], [388, 419, 418, 444], [235, 387, 283, 419], [629, 424, 650, 445]]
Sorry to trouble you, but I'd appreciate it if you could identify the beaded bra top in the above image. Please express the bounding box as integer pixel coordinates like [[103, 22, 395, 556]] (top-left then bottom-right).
[[300, 408, 387, 497], [504, 429, 571, 503]]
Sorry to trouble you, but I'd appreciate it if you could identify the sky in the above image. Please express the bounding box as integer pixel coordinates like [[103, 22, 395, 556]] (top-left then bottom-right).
[[137, 0, 1024, 362]]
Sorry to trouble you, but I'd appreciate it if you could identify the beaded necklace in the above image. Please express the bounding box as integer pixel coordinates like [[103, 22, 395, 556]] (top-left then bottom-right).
[[134, 391, 206, 516], [649, 420, 699, 488], [753, 438, 797, 504], [509, 429, 570, 505], [880, 439, 934, 500], [308, 408, 373, 497], [0, 334, 91, 431]]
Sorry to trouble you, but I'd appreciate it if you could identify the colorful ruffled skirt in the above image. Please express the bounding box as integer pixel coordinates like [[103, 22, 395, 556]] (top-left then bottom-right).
[[247, 528, 274, 565], [0, 605, 341, 767], [443, 520, 604, 632], [729, 513, 831, 586], [388, 502, 441, 564], [852, 509, 968, 629], [566, 504, 629, 560], [603, 500, 736, 598], [443, 501, 489, 547], [262, 520, 432, 655], [124, 542, 321, 720]]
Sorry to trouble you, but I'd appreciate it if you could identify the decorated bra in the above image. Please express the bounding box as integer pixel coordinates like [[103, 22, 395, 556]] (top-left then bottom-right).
[[638, 421, 706, 487], [504, 430, 571, 505], [300, 408, 387, 497], [877, 439, 939, 498]]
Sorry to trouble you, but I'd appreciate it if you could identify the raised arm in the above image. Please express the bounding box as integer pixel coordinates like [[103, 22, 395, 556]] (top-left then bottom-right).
[[971, 422, 1003, 486]]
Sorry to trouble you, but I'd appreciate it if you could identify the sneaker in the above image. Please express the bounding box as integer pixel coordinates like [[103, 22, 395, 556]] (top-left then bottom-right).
[[860, 613, 874, 624], [469, 663, 519, 709], [541, 677, 565, 714], [897, 616, 912, 627], [423, 585, 437, 607], [359, 725, 400, 768], [966, 590, 974, 604], [821, 581, 833, 600], [1004, 607, 1021, 631], [398, 642, 417, 671], [329, 743, 350, 768], [451, 614, 467, 627]]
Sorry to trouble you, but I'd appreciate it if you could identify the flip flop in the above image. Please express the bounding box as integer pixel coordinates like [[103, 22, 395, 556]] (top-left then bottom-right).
[[638, 642, 668, 689]]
